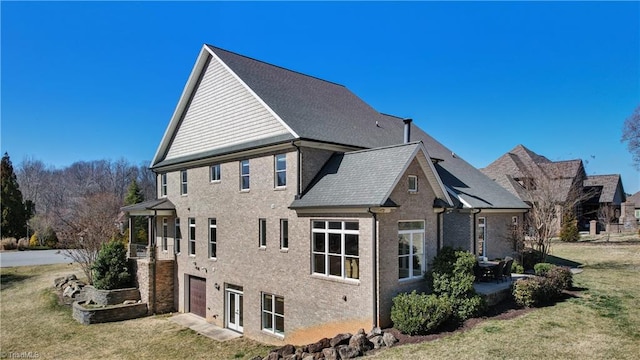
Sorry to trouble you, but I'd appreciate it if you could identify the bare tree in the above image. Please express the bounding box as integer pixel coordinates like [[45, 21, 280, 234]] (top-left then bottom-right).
[[622, 105, 640, 170], [57, 192, 122, 283]]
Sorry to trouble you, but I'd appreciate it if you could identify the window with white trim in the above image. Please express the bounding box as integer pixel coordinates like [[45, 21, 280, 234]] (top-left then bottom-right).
[[188, 218, 196, 256], [175, 218, 181, 254], [280, 219, 288, 249], [209, 218, 217, 258], [210, 164, 221, 182], [180, 170, 188, 195], [408, 175, 418, 192], [162, 218, 168, 251], [262, 293, 284, 336], [259, 218, 267, 247], [398, 221, 425, 280], [275, 154, 286, 188], [477, 217, 487, 258], [240, 160, 250, 191], [160, 173, 167, 197], [312, 221, 359, 280]]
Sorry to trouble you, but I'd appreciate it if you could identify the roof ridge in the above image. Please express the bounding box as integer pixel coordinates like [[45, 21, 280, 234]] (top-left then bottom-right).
[[206, 44, 346, 88], [345, 141, 422, 155]]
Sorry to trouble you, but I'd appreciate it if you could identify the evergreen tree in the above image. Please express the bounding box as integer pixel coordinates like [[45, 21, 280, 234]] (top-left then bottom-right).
[[1, 152, 31, 239], [124, 179, 147, 243], [560, 211, 580, 242]]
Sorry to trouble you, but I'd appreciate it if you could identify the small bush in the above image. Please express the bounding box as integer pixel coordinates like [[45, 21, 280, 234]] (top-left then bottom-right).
[[511, 261, 525, 275], [29, 233, 39, 247], [1, 238, 18, 250], [17, 238, 29, 250], [546, 266, 573, 291], [534, 262, 554, 276], [391, 291, 452, 335], [513, 265, 573, 308], [560, 213, 580, 242], [91, 241, 131, 290], [513, 277, 544, 307], [521, 248, 543, 270]]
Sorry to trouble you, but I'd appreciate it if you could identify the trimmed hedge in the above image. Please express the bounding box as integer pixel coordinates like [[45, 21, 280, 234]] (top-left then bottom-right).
[[513, 265, 573, 308], [390, 291, 452, 335], [534, 262, 554, 276]]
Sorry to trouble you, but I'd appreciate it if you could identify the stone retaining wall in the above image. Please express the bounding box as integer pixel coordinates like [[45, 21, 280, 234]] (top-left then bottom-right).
[[72, 301, 148, 325], [84, 286, 141, 306]]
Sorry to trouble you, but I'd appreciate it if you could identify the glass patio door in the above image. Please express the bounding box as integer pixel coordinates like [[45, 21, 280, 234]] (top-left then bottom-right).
[[226, 288, 243, 333]]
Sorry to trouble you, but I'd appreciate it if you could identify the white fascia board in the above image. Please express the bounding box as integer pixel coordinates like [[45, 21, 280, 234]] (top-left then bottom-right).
[[417, 144, 454, 206], [206, 46, 300, 139], [151, 46, 212, 167], [445, 185, 473, 209]]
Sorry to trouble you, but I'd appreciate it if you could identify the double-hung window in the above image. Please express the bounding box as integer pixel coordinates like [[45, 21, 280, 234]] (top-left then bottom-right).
[[398, 221, 425, 280], [259, 218, 267, 247], [210, 164, 221, 182], [240, 160, 250, 191], [408, 175, 418, 193], [477, 217, 487, 258], [180, 170, 188, 195], [160, 173, 167, 197], [312, 221, 359, 280], [209, 218, 217, 258], [262, 293, 284, 336], [275, 154, 286, 188], [280, 219, 288, 250], [175, 218, 181, 254], [188, 218, 196, 256], [162, 218, 168, 251]]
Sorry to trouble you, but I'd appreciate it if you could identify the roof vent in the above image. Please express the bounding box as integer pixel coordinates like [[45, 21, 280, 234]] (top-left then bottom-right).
[[403, 118, 412, 143]]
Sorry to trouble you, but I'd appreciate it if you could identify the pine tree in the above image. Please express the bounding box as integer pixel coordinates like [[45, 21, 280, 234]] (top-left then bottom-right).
[[124, 179, 144, 206], [1, 152, 31, 239], [560, 211, 580, 242], [124, 179, 147, 243]]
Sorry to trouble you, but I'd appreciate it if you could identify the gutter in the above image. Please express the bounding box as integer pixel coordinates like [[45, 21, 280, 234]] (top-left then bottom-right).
[[367, 208, 379, 329], [292, 141, 302, 198]]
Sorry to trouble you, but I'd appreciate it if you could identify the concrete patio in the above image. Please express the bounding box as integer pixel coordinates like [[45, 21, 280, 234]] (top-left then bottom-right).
[[170, 313, 242, 341], [473, 274, 530, 306]]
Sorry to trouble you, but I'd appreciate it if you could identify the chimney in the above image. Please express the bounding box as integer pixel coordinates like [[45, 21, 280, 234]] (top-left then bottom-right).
[[403, 118, 412, 143]]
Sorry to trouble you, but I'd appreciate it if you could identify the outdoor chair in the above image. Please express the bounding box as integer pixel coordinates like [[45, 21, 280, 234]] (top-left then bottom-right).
[[473, 261, 488, 282], [503, 258, 514, 282], [492, 260, 506, 283]]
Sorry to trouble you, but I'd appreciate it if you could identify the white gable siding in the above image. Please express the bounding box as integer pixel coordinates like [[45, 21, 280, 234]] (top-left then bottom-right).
[[165, 55, 291, 160]]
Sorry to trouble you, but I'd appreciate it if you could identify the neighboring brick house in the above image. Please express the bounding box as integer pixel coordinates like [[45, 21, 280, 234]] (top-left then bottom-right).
[[122, 44, 528, 345], [482, 144, 628, 233]]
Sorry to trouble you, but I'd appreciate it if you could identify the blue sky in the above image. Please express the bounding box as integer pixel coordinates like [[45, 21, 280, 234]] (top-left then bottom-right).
[[2, 1, 639, 193]]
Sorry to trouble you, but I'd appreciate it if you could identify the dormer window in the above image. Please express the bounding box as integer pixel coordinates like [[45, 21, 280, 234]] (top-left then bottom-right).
[[408, 175, 418, 193]]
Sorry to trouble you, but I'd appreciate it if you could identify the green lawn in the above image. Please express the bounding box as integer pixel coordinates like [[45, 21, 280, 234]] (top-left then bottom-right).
[[1, 237, 639, 359]]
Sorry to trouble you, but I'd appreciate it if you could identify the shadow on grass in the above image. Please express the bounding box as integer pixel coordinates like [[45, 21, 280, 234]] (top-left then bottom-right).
[[582, 261, 635, 271], [0, 272, 33, 291], [545, 254, 583, 268]]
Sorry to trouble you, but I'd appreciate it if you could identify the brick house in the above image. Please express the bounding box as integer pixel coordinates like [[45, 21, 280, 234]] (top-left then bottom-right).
[[122, 45, 528, 345]]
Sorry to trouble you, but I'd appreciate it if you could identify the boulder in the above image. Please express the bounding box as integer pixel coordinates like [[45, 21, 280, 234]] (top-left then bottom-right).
[[262, 353, 279, 360], [306, 337, 330, 353], [367, 327, 382, 338], [302, 355, 315, 360], [322, 347, 338, 360], [336, 345, 360, 359], [54, 276, 66, 288], [348, 332, 373, 353], [382, 332, 398, 347], [356, 328, 365, 335], [329, 332, 352, 347], [272, 344, 296, 357], [369, 335, 385, 349], [63, 285, 79, 298], [283, 354, 299, 360]]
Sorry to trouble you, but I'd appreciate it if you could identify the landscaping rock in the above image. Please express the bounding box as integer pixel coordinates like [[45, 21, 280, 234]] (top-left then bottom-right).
[[382, 332, 398, 347], [329, 332, 352, 347], [367, 327, 382, 338], [272, 344, 295, 358], [301, 355, 315, 360], [306, 337, 330, 353], [123, 300, 137, 305], [336, 345, 360, 359], [322, 347, 338, 360], [262, 353, 279, 360], [348, 332, 373, 353], [369, 335, 385, 349]]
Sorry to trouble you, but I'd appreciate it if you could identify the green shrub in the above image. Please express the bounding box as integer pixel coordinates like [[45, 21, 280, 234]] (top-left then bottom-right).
[[391, 291, 452, 335], [521, 248, 542, 270], [91, 241, 131, 290], [513, 277, 544, 307], [559, 213, 580, 242], [534, 262, 554, 276], [545, 266, 573, 291], [511, 260, 524, 274], [513, 265, 573, 308], [430, 248, 485, 323]]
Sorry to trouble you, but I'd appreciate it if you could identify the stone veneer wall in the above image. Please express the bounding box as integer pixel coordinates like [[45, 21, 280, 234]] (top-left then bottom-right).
[[130, 258, 175, 314]]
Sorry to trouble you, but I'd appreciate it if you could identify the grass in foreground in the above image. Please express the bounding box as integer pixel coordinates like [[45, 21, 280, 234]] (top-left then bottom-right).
[[1, 237, 639, 359], [0, 264, 273, 360]]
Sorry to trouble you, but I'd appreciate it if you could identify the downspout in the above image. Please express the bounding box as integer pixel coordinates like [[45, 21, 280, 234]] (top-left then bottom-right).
[[367, 208, 378, 329], [292, 141, 302, 198], [150, 210, 157, 314], [434, 208, 445, 254]]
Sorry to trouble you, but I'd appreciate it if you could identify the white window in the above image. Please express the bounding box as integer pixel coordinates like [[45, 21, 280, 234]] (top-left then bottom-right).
[[262, 293, 284, 336], [160, 173, 168, 197], [209, 218, 217, 258], [162, 218, 168, 251], [280, 219, 288, 249], [408, 175, 418, 193], [240, 160, 250, 191], [275, 154, 286, 188], [188, 218, 196, 256], [180, 170, 188, 195], [477, 217, 487, 258], [312, 221, 359, 280], [398, 221, 425, 280], [175, 218, 181, 254], [259, 218, 267, 247], [210, 164, 221, 182]]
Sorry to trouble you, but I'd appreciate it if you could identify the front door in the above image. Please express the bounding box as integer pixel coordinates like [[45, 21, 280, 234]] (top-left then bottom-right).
[[226, 287, 243, 332]]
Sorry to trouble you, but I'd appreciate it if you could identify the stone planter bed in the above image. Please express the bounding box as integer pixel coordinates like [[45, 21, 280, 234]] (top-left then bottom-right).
[[72, 300, 148, 325]]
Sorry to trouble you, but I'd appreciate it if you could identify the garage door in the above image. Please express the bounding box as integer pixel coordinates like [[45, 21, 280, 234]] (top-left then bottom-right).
[[189, 276, 206, 318]]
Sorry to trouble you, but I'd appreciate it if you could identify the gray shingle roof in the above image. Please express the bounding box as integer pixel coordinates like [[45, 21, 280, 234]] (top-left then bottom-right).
[[584, 174, 626, 204], [627, 191, 640, 207], [121, 198, 176, 212], [290, 143, 424, 208]]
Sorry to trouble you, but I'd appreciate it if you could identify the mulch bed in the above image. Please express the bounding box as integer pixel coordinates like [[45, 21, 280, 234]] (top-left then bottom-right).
[[385, 298, 533, 346]]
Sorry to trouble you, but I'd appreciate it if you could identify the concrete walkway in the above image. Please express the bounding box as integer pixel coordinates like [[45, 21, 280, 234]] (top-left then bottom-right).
[[169, 313, 241, 341]]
